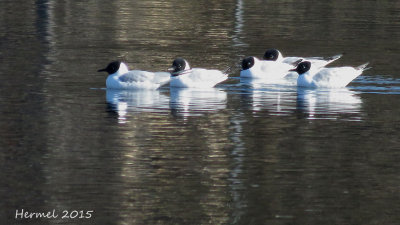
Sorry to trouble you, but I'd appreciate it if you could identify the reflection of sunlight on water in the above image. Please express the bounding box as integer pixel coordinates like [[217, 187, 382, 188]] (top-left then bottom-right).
[[232, 0, 247, 48], [297, 88, 363, 121], [350, 75, 400, 94], [228, 113, 247, 223], [169, 88, 227, 119], [106, 89, 170, 123]]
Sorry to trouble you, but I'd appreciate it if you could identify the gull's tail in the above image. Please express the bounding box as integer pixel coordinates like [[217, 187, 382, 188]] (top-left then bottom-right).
[[326, 54, 343, 64], [356, 62, 370, 71]]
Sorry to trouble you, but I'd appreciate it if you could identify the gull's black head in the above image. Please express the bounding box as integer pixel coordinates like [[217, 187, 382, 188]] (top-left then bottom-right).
[[263, 49, 280, 61], [241, 57, 255, 70], [169, 58, 190, 74], [292, 61, 311, 75], [98, 61, 121, 74]]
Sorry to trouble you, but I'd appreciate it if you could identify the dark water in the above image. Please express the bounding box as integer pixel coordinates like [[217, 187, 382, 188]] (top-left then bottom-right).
[[1, 0, 400, 224]]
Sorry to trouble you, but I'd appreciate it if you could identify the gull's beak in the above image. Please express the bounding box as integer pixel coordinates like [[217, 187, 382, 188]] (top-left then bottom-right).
[[289, 68, 297, 72], [98, 68, 107, 72], [168, 66, 176, 72]]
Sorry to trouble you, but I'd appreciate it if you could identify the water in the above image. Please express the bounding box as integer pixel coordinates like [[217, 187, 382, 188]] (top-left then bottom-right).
[[1, 0, 400, 224]]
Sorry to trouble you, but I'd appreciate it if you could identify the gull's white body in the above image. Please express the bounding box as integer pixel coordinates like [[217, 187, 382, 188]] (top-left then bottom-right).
[[297, 64, 368, 88], [170, 68, 228, 88], [240, 57, 294, 80], [106, 63, 170, 89]]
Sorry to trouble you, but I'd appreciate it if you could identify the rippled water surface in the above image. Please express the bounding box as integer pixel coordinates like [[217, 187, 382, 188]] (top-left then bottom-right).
[[1, 1, 400, 224]]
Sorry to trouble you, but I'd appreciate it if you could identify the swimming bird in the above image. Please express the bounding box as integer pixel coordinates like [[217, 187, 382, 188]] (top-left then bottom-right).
[[292, 61, 369, 88], [240, 49, 342, 81], [98, 61, 170, 89], [263, 48, 342, 69], [168, 58, 228, 88], [240, 56, 295, 80]]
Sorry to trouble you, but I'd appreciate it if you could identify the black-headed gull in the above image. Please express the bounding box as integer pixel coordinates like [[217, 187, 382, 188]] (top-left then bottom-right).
[[168, 58, 228, 88], [98, 61, 170, 89]]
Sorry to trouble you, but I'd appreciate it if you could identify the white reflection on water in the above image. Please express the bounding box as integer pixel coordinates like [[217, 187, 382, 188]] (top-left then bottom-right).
[[106, 89, 170, 123], [239, 78, 363, 120], [240, 78, 297, 116], [169, 87, 227, 119], [105, 82, 363, 123], [296, 87, 363, 121], [244, 89, 297, 116], [105, 88, 228, 121]]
